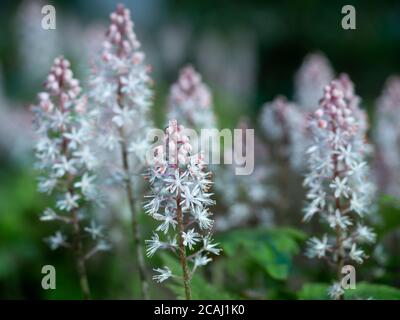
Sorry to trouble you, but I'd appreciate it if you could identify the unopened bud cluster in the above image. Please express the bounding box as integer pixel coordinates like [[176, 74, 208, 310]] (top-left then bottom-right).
[[145, 120, 221, 283], [32, 56, 108, 255]]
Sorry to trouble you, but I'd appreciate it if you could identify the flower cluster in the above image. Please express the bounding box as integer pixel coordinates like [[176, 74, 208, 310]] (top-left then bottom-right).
[[303, 79, 376, 299], [260, 96, 308, 172], [374, 76, 400, 197], [89, 3, 153, 177], [88, 4, 154, 299], [336, 73, 370, 152], [294, 52, 334, 112], [145, 120, 221, 296], [32, 56, 108, 256], [167, 65, 219, 162], [168, 65, 216, 130]]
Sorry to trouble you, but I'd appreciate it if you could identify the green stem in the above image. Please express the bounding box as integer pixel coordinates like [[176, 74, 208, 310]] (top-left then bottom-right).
[[71, 209, 91, 300], [176, 190, 192, 300]]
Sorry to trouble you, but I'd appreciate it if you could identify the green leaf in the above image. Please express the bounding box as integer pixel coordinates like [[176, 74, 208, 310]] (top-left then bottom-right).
[[298, 283, 329, 300], [218, 227, 306, 280], [298, 282, 400, 300], [346, 282, 400, 300]]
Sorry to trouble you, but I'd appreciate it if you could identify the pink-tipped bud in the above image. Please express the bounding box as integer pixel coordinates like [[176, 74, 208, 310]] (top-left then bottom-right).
[[318, 119, 327, 129], [315, 109, 324, 118], [47, 74, 56, 83], [62, 59, 70, 68], [38, 92, 49, 101], [60, 92, 69, 104], [114, 31, 121, 44], [102, 52, 111, 62], [55, 67, 63, 77], [132, 52, 144, 65]]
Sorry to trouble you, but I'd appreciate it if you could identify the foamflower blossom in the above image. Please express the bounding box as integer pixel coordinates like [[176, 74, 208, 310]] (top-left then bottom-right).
[[32, 56, 109, 299], [306, 235, 331, 259], [303, 78, 376, 300], [153, 267, 173, 283], [89, 3, 153, 176], [328, 282, 345, 300], [46, 231, 67, 250], [145, 120, 221, 300], [88, 4, 153, 299], [168, 65, 216, 130], [167, 65, 218, 161]]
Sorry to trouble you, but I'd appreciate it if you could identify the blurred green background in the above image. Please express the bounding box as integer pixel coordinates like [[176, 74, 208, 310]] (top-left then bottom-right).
[[0, 0, 400, 299]]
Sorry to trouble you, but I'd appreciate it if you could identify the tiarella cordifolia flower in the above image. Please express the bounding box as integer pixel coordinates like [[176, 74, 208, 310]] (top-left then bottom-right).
[[294, 52, 334, 112], [153, 267, 173, 283], [89, 3, 153, 173], [145, 120, 221, 300], [306, 235, 331, 259], [336, 73, 372, 157], [260, 96, 308, 172], [303, 79, 376, 300], [328, 282, 345, 300], [374, 76, 400, 197], [168, 65, 216, 130], [88, 4, 153, 299], [32, 56, 109, 299], [167, 65, 219, 161], [166, 66, 268, 231]]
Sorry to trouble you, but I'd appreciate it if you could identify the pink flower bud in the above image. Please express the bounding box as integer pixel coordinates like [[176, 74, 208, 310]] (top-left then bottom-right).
[[110, 12, 117, 22], [62, 59, 70, 68], [70, 79, 79, 88], [318, 119, 327, 129], [102, 52, 111, 62], [114, 32, 121, 44], [315, 109, 324, 118], [50, 82, 59, 92], [47, 74, 56, 83], [55, 67, 63, 77], [38, 92, 49, 101], [132, 52, 144, 65], [76, 96, 87, 114], [63, 69, 73, 82]]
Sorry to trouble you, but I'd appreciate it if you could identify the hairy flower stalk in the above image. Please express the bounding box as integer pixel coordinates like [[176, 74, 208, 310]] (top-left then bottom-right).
[[32, 56, 109, 299], [303, 79, 376, 300], [375, 76, 400, 197], [145, 120, 221, 300], [89, 4, 153, 299]]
